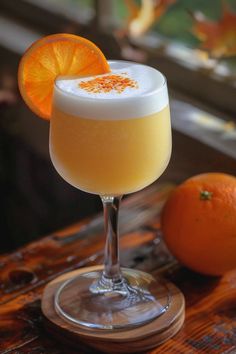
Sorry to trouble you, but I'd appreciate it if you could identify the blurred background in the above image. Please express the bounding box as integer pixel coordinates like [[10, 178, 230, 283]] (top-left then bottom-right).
[[0, 0, 236, 252]]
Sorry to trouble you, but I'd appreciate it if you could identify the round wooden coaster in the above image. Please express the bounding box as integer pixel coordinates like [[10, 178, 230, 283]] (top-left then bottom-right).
[[42, 266, 185, 353]]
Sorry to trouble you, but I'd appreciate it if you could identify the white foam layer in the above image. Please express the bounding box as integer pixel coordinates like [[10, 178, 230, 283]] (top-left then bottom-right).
[[53, 60, 169, 119]]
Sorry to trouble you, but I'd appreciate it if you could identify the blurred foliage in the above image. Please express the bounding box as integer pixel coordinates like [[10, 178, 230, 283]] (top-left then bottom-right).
[[156, 0, 236, 47], [116, 0, 236, 47]]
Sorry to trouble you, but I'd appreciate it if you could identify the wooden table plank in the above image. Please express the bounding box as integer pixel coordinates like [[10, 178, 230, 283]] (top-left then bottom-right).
[[1, 183, 236, 353]]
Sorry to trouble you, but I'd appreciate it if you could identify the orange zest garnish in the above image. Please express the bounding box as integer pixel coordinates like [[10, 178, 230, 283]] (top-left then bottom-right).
[[18, 33, 110, 119], [79, 74, 138, 94]]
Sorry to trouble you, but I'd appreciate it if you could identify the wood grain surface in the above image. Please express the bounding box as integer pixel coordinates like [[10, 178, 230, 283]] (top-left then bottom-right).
[[1, 183, 236, 353]]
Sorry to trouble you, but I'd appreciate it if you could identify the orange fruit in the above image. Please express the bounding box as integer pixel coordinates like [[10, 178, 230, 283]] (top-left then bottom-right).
[[161, 173, 236, 276], [18, 33, 110, 120]]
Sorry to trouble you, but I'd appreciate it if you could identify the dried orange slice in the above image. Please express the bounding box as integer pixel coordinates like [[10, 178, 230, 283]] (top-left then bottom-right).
[[18, 33, 110, 120]]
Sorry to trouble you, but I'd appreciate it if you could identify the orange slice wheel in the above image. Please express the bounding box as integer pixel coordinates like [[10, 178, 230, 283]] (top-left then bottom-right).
[[18, 33, 110, 120]]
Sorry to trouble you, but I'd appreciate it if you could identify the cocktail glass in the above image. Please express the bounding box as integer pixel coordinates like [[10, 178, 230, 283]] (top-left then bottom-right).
[[50, 61, 172, 330]]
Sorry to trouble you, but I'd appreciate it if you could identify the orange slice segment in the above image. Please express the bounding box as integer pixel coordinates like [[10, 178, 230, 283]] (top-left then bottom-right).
[[18, 33, 110, 120]]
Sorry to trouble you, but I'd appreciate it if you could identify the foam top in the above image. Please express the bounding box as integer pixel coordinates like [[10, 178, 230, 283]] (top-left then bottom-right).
[[53, 60, 169, 120]]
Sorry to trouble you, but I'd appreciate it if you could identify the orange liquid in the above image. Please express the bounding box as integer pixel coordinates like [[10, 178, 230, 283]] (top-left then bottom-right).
[[50, 105, 171, 195]]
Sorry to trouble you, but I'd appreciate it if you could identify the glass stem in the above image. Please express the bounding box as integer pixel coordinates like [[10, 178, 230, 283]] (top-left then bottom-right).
[[101, 195, 123, 281], [90, 195, 128, 294]]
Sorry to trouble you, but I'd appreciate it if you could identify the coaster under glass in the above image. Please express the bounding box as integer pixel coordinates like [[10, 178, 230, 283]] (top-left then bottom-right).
[[54, 267, 170, 330]]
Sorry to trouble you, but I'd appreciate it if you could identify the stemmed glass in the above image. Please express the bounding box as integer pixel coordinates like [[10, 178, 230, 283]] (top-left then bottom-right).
[[49, 60, 172, 329]]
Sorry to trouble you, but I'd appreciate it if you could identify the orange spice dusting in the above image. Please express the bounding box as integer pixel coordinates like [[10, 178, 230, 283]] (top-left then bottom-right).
[[79, 74, 138, 94]]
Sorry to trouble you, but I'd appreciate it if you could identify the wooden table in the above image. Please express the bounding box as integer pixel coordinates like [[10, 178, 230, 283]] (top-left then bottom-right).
[[1, 177, 236, 354]]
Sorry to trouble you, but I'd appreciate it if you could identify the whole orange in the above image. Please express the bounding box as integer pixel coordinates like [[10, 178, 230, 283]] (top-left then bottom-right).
[[161, 173, 236, 276]]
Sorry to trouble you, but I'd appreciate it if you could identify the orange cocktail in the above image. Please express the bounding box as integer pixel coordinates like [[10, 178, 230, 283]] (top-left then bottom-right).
[[50, 61, 171, 196], [18, 35, 172, 330]]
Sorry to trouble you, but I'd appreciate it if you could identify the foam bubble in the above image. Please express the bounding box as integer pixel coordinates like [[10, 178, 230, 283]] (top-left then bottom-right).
[[53, 60, 169, 120]]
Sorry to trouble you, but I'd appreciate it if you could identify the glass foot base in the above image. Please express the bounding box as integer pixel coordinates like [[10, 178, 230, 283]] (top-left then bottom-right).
[[55, 268, 171, 330]]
